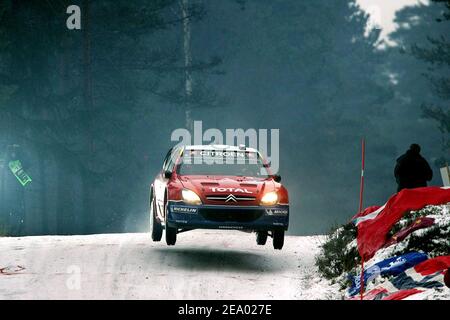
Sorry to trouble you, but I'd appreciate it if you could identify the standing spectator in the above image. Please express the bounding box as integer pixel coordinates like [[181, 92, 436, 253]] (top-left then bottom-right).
[[394, 144, 433, 192]]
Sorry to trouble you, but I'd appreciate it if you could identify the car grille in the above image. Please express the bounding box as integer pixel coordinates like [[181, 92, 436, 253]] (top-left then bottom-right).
[[199, 207, 263, 222], [205, 195, 256, 202]]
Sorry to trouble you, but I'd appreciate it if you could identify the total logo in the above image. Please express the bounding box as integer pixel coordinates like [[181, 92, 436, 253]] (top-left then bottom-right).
[[210, 187, 252, 194]]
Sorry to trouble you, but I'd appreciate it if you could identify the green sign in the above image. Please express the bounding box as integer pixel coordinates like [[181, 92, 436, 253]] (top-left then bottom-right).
[[8, 160, 32, 187]]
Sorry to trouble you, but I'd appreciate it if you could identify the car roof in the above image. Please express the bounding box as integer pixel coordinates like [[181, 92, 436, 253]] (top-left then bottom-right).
[[183, 144, 258, 153]]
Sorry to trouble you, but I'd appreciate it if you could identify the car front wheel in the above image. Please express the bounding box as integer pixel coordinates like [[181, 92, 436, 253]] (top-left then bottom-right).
[[165, 224, 177, 246], [256, 231, 268, 245], [273, 230, 284, 250], [164, 200, 177, 246]]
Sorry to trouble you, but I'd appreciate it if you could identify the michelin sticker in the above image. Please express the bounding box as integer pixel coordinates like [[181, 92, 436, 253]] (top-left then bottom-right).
[[171, 206, 198, 214]]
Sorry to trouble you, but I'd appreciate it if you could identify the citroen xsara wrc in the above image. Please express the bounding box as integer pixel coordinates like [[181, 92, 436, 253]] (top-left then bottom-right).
[[149, 145, 289, 249]]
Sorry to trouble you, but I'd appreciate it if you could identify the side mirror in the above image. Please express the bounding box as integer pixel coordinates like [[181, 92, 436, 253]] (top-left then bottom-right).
[[164, 171, 172, 179], [273, 174, 281, 183]]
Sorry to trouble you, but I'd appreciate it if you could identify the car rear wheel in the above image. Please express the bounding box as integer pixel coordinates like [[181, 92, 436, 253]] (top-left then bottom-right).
[[150, 198, 163, 242], [256, 232, 268, 245], [273, 230, 284, 250]]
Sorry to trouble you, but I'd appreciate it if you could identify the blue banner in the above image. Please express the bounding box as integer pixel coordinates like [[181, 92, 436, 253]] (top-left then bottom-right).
[[348, 252, 428, 296]]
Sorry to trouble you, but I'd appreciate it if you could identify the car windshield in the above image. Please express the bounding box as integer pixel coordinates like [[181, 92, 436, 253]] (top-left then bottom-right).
[[177, 149, 270, 178]]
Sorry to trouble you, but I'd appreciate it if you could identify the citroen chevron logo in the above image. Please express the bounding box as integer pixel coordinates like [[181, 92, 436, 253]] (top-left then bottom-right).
[[225, 194, 237, 202]]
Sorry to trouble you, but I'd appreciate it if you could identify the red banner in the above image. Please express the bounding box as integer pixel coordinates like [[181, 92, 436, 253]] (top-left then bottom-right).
[[383, 217, 435, 248], [355, 187, 450, 260], [382, 289, 423, 300], [415, 255, 450, 276]]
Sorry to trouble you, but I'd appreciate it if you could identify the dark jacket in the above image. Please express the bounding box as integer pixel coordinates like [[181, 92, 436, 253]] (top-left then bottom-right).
[[394, 150, 433, 192]]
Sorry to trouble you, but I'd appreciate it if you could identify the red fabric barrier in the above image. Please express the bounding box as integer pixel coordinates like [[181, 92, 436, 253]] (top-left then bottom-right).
[[382, 289, 423, 300], [444, 269, 450, 288], [414, 255, 450, 276], [383, 217, 435, 248], [352, 205, 381, 220], [355, 187, 450, 260]]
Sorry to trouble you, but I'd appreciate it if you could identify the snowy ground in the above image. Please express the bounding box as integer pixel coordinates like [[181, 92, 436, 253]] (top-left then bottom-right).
[[0, 231, 340, 300]]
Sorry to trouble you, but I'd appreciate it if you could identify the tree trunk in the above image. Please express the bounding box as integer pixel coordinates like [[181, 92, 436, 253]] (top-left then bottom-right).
[[39, 153, 48, 234], [0, 156, 6, 222], [0, 114, 11, 221], [181, 0, 193, 131], [82, 0, 93, 234]]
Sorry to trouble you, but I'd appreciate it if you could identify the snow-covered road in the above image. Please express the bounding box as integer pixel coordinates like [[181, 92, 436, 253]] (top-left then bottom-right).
[[0, 231, 339, 300]]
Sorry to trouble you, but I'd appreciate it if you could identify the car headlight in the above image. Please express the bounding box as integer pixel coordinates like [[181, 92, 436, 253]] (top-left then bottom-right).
[[260, 191, 278, 206], [182, 189, 202, 205]]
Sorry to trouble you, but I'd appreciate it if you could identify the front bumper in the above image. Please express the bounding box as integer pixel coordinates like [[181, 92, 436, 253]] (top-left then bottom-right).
[[166, 201, 289, 231]]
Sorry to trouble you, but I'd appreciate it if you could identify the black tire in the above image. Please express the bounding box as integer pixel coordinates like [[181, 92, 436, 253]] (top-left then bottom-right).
[[165, 224, 177, 246], [150, 198, 163, 242], [273, 230, 285, 250], [256, 231, 268, 245], [164, 197, 177, 246]]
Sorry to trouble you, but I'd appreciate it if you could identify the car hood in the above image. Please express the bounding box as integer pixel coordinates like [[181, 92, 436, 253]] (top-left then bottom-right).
[[177, 175, 275, 203]]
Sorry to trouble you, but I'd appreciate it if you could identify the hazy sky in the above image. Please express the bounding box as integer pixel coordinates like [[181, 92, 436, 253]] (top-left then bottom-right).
[[357, 0, 429, 46]]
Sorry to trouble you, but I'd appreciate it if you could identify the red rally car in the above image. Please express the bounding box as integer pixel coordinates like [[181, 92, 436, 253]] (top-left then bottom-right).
[[149, 144, 289, 249]]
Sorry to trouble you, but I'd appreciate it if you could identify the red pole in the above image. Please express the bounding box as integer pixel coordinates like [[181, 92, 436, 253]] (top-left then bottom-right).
[[358, 138, 365, 215], [360, 258, 365, 300], [359, 138, 366, 300]]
